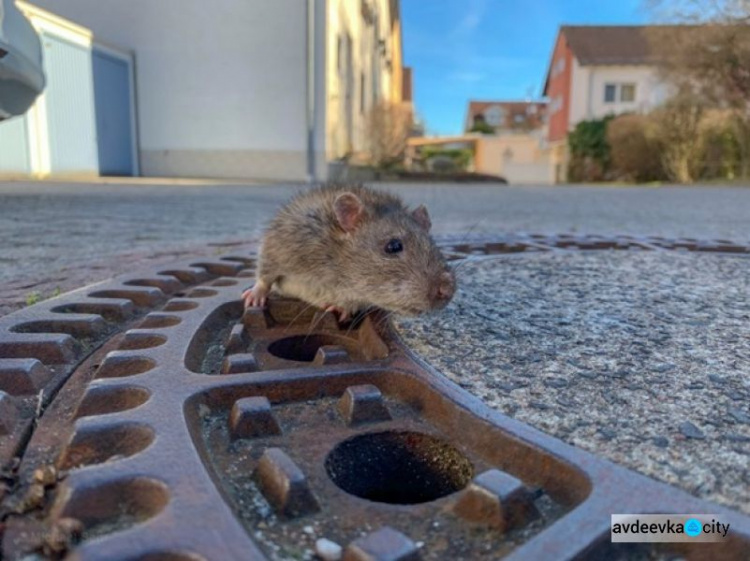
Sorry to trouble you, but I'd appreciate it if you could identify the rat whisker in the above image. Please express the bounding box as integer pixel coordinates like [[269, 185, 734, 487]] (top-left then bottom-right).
[[374, 310, 394, 333], [346, 306, 372, 338], [304, 308, 329, 340], [282, 302, 318, 335], [452, 258, 478, 274], [455, 219, 485, 246]]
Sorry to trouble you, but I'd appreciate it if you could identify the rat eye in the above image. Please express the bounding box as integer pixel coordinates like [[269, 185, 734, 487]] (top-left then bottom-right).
[[384, 238, 403, 255]]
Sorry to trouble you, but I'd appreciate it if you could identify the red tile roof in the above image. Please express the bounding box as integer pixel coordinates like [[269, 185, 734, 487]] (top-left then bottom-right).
[[465, 101, 548, 132], [561, 25, 698, 66]]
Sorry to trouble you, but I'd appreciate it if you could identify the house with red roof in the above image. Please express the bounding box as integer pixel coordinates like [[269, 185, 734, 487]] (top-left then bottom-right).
[[542, 25, 693, 181], [464, 100, 548, 134]]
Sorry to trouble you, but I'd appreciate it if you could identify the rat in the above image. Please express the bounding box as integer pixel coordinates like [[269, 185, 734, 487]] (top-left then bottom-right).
[[242, 184, 455, 321]]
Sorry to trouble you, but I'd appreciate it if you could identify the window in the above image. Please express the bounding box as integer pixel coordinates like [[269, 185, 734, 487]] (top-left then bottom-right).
[[551, 57, 566, 78], [604, 84, 616, 103], [360, 72, 365, 114], [550, 96, 563, 114], [485, 105, 504, 126], [605, 83, 637, 103], [620, 83, 636, 102], [336, 35, 342, 73]]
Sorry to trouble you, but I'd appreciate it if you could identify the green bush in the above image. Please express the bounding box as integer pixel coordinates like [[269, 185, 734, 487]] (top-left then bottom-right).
[[420, 147, 473, 172], [469, 120, 495, 134], [607, 114, 665, 182], [567, 116, 613, 182], [698, 111, 742, 180]]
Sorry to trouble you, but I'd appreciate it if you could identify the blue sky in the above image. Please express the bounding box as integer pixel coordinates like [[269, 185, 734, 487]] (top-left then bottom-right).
[[401, 0, 649, 135]]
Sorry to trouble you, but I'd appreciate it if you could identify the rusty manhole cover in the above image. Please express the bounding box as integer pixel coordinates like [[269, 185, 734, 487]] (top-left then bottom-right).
[[0, 234, 748, 560]]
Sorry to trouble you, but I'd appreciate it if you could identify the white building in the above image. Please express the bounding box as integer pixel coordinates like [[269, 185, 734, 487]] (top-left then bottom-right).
[[543, 25, 686, 181], [1, 0, 408, 181]]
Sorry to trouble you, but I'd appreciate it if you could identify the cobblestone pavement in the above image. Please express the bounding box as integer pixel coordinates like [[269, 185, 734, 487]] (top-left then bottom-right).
[[1, 180, 749, 316], [397, 250, 750, 513]]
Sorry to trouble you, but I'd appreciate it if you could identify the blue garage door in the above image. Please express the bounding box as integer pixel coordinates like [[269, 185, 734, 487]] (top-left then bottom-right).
[[41, 32, 99, 174], [92, 49, 135, 176], [0, 115, 31, 174]]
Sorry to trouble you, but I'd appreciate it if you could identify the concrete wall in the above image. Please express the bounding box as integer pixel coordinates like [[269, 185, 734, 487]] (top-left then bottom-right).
[[30, 0, 320, 181], [474, 134, 553, 184]]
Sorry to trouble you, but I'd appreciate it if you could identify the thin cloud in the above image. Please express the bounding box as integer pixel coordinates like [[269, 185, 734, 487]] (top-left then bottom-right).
[[451, 0, 489, 37]]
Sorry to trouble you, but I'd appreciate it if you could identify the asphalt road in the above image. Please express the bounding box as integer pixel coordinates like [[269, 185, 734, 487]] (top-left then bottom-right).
[[1, 180, 749, 313]]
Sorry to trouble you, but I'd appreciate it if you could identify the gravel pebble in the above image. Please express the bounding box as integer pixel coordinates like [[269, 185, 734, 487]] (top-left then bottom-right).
[[315, 538, 342, 561], [679, 422, 706, 440]]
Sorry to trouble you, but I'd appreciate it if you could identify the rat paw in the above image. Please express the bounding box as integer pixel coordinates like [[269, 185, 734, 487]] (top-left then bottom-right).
[[323, 305, 350, 323], [242, 283, 269, 308]]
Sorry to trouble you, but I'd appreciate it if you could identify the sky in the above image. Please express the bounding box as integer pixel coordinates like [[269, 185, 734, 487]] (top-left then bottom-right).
[[401, 0, 650, 135]]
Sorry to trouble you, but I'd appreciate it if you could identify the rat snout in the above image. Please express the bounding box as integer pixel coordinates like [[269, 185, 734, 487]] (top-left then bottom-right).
[[430, 270, 456, 307]]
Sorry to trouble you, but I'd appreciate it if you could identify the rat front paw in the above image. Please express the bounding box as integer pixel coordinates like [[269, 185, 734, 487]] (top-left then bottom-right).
[[323, 305, 351, 323], [242, 282, 269, 308]]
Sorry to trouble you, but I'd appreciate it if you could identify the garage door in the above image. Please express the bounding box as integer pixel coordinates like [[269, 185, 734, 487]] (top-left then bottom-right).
[[0, 115, 31, 175], [92, 48, 136, 176], [41, 31, 99, 174]]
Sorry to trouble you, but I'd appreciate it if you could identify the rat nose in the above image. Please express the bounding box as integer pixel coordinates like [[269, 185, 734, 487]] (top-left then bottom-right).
[[432, 271, 455, 304]]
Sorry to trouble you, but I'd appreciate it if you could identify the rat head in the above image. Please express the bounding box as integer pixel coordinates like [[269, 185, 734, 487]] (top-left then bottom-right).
[[333, 191, 456, 315]]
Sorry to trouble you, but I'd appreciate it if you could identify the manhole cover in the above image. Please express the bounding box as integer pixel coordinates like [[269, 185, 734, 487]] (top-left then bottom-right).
[[0, 235, 747, 560]]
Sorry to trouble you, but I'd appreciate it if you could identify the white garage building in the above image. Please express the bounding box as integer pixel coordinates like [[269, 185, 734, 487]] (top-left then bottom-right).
[[0, 0, 407, 181]]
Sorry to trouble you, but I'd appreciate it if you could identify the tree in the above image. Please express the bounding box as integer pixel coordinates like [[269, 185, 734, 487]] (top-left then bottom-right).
[[651, 92, 705, 182], [365, 101, 414, 171], [645, 0, 750, 175], [607, 114, 665, 181]]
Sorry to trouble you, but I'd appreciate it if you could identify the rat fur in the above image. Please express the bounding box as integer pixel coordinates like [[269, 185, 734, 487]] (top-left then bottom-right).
[[243, 184, 455, 320]]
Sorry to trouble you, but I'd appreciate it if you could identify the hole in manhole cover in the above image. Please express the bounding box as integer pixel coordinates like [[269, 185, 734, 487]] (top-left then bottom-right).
[[325, 430, 473, 504], [267, 334, 344, 362]]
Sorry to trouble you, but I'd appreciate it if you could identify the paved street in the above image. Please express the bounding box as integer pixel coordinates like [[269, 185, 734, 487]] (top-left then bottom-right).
[[1, 179, 749, 524], [1, 180, 749, 314]]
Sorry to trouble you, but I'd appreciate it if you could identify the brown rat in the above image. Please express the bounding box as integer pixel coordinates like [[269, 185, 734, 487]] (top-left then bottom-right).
[[242, 184, 455, 320]]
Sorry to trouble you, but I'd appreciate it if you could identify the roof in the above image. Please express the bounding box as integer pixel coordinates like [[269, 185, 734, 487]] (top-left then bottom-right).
[[543, 25, 697, 95], [465, 100, 548, 132], [562, 25, 698, 66]]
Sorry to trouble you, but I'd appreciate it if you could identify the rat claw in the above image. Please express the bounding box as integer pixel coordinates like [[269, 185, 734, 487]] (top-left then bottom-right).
[[243, 283, 269, 309], [324, 305, 350, 323]]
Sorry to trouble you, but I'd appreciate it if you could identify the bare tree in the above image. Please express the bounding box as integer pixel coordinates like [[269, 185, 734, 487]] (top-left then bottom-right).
[[365, 101, 414, 172], [652, 92, 705, 182], [645, 0, 750, 175]]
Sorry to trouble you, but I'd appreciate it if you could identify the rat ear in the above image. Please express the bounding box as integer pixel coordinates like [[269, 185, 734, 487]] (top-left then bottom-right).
[[333, 192, 364, 233], [411, 205, 432, 231]]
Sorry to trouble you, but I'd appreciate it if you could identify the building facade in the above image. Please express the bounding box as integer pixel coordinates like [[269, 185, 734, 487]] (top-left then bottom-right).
[[1, 0, 407, 181], [464, 100, 548, 134], [0, 2, 137, 178], [326, 0, 407, 163], [543, 25, 678, 181]]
